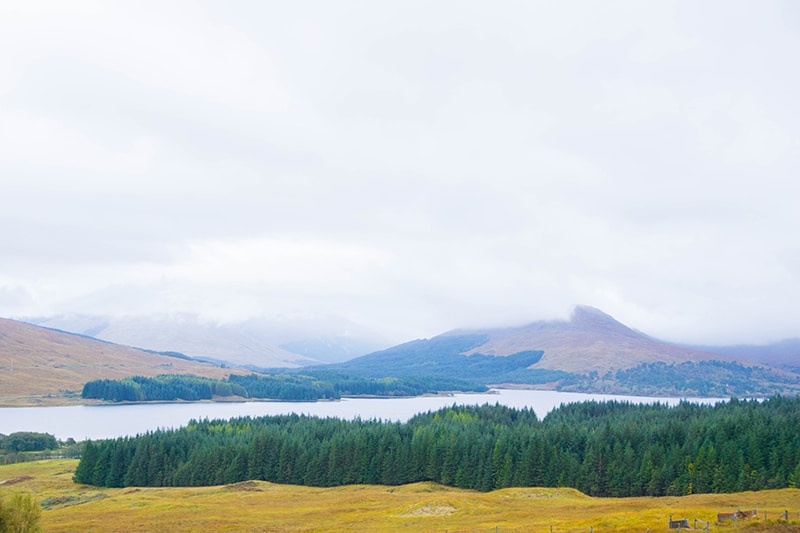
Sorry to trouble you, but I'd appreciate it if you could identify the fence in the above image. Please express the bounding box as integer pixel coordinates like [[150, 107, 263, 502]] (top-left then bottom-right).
[[665, 516, 711, 531], [669, 516, 689, 529], [717, 509, 757, 523], [434, 510, 800, 533], [716, 508, 800, 527], [760, 510, 798, 521]]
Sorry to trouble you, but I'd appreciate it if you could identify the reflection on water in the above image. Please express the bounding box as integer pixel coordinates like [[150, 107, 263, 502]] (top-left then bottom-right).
[[0, 389, 722, 441]]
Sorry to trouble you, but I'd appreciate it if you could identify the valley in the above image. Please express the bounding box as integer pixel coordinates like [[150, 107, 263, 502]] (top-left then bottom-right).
[[3, 306, 800, 407]]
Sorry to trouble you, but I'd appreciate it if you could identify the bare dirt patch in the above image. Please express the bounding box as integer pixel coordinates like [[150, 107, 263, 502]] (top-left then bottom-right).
[[224, 480, 263, 492], [399, 503, 457, 517], [39, 493, 108, 510], [0, 475, 34, 485]]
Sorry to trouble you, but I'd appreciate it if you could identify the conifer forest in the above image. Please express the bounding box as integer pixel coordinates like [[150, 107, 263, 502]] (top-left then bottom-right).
[[74, 397, 800, 497]]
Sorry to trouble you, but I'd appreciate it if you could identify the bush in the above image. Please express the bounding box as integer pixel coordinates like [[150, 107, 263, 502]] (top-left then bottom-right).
[[0, 493, 42, 533]]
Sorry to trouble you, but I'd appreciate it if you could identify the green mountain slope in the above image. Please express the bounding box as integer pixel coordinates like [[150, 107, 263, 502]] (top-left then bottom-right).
[[315, 307, 800, 397]]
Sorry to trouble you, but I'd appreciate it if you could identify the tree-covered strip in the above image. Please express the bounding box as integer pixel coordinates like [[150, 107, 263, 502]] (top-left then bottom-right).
[[81, 375, 248, 402], [0, 432, 58, 453], [81, 373, 487, 402], [74, 396, 800, 496], [557, 360, 800, 397]]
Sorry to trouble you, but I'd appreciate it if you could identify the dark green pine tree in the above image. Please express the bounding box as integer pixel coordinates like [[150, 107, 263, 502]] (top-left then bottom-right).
[[73, 440, 98, 484]]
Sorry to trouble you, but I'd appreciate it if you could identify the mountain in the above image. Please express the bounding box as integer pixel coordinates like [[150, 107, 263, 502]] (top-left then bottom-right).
[[26, 314, 388, 369], [322, 306, 800, 397], [26, 314, 311, 368], [458, 306, 728, 373], [0, 317, 239, 405]]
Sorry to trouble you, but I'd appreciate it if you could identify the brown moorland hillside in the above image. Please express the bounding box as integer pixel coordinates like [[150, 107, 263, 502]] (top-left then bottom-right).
[[462, 306, 735, 374], [0, 318, 241, 406], [29, 314, 318, 368]]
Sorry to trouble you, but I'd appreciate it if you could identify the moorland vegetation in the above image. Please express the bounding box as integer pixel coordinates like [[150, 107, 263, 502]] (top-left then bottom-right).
[[3, 459, 799, 532]]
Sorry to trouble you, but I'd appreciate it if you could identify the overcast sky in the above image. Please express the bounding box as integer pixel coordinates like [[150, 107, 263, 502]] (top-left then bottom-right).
[[1, 1, 799, 345]]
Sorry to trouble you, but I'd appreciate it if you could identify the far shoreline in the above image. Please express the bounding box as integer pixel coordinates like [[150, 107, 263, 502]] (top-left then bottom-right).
[[0, 389, 497, 409]]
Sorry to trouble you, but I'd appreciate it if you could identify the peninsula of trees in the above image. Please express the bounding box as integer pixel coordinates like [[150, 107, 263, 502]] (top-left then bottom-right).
[[81, 372, 486, 402]]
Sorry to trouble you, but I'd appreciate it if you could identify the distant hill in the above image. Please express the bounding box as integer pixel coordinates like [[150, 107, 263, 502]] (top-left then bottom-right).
[[458, 306, 728, 373], [685, 338, 800, 374], [321, 306, 800, 397], [26, 314, 388, 369], [0, 317, 240, 405]]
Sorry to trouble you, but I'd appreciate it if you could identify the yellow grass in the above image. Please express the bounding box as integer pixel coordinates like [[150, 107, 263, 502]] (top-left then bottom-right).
[[1, 460, 799, 532]]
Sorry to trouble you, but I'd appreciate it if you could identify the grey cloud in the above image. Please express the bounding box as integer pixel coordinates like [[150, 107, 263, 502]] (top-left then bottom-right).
[[1, 1, 799, 344]]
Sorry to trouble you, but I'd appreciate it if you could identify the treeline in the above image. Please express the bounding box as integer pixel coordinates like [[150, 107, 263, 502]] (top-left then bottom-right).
[[0, 432, 80, 466], [82, 375, 247, 402], [74, 396, 800, 496], [81, 373, 486, 402], [0, 432, 57, 453], [558, 361, 800, 397], [614, 360, 800, 396]]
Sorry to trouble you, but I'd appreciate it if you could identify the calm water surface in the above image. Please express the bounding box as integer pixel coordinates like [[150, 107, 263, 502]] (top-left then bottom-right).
[[0, 390, 722, 441]]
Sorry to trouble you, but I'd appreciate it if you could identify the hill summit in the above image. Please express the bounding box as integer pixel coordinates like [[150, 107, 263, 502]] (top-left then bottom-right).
[[462, 305, 725, 373]]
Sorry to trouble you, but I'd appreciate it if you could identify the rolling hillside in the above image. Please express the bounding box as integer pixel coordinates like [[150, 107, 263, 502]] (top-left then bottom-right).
[[0, 318, 241, 405], [323, 306, 800, 397], [5, 460, 800, 533]]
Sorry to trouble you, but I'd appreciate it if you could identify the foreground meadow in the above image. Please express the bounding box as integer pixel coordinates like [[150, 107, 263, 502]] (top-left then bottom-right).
[[1, 460, 798, 532]]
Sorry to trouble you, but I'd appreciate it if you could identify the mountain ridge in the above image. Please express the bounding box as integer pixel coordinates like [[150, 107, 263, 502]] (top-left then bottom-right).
[[0, 317, 241, 405], [6, 306, 799, 402], [321, 305, 800, 397], [458, 306, 730, 373], [24, 313, 388, 369]]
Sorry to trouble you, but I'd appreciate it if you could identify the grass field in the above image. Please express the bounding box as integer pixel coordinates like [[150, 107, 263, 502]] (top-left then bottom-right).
[[1, 460, 798, 532]]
